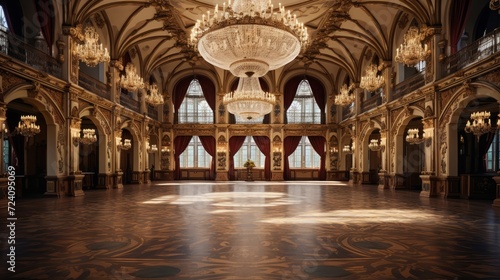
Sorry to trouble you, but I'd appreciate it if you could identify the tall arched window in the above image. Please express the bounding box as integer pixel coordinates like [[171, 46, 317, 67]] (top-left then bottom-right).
[[287, 79, 321, 124], [0, 5, 8, 54], [234, 136, 265, 167], [180, 136, 211, 168], [0, 5, 7, 30], [288, 136, 320, 168], [178, 79, 213, 124]]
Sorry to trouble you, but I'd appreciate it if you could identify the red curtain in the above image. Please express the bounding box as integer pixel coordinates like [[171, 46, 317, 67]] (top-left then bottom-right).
[[283, 76, 303, 122], [283, 136, 302, 180], [253, 136, 270, 180], [197, 76, 216, 123], [173, 136, 192, 180], [308, 76, 326, 124], [308, 136, 326, 180], [34, 0, 54, 55], [229, 136, 246, 180], [199, 136, 216, 180], [173, 76, 193, 123], [450, 0, 471, 54]]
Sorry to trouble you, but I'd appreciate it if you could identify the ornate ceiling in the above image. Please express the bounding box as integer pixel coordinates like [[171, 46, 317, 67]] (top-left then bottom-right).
[[66, 0, 442, 93]]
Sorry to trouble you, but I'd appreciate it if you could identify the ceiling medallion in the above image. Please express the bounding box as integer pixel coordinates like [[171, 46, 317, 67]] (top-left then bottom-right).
[[190, 0, 308, 120]]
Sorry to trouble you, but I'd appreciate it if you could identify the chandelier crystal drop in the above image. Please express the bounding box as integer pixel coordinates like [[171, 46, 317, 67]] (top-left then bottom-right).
[[394, 26, 431, 67], [73, 26, 110, 67], [334, 84, 355, 106], [145, 83, 164, 106], [223, 75, 276, 120], [464, 111, 499, 140], [15, 115, 41, 137], [120, 63, 145, 92], [80, 128, 97, 145], [360, 64, 385, 92], [190, 0, 309, 77], [406, 128, 425, 145]]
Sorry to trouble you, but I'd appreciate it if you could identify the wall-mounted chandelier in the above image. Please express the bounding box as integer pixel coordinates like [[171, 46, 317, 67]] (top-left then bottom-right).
[[334, 84, 355, 106], [368, 139, 384, 151], [15, 115, 41, 137], [120, 63, 144, 92], [223, 76, 276, 120], [360, 64, 384, 92], [145, 83, 164, 106], [464, 111, 498, 140], [395, 26, 431, 67], [79, 129, 97, 145], [190, 0, 308, 121], [406, 128, 426, 144], [73, 26, 110, 67]]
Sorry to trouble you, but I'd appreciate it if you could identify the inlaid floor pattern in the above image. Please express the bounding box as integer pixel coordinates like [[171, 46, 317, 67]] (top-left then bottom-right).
[[1, 181, 500, 279]]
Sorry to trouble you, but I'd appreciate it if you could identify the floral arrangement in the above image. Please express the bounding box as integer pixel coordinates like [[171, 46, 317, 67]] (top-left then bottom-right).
[[244, 159, 256, 169]]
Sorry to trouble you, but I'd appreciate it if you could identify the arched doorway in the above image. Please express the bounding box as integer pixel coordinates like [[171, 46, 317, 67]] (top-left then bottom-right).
[[404, 117, 424, 191], [120, 129, 134, 184], [79, 117, 99, 189]]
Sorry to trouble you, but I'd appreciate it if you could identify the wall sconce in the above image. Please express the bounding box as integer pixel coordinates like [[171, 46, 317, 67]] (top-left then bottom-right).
[[329, 146, 338, 154], [161, 146, 170, 154], [72, 131, 80, 147], [368, 139, 385, 152]]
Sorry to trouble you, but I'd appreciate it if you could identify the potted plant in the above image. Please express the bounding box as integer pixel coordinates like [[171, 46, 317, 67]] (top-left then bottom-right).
[[243, 159, 255, 181]]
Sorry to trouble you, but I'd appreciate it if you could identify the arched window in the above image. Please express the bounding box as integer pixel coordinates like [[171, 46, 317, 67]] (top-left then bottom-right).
[[0, 5, 7, 31], [288, 136, 320, 168], [178, 79, 213, 124], [179, 136, 211, 168], [287, 79, 321, 124], [234, 136, 265, 167], [0, 5, 8, 54]]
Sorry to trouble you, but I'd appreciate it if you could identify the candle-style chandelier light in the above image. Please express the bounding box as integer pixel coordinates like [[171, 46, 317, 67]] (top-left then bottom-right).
[[147, 143, 158, 153], [190, 0, 308, 121], [118, 138, 132, 150], [79, 128, 97, 145], [394, 26, 431, 67], [360, 64, 385, 92], [464, 111, 499, 140], [120, 63, 145, 92], [342, 144, 353, 154], [15, 115, 41, 137], [406, 128, 426, 145], [144, 83, 164, 106], [368, 139, 384, 151], [334, 84, 355, 106], [73, 26, 110, 67]]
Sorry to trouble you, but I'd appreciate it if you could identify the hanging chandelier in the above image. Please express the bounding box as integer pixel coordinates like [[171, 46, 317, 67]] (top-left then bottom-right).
[[360, 64, 385, 92], [394, 26, 431, 67], [334, 84, 355, 106], [406, 128, 426, 145], [368, 139, 384, 151], [79, 129, 97, 145], [15, 115, 41, 137], [145, 83, 164, 106], [120, 63, 145, 92], [342, 145, 353, 154], [190, 0, 308, 120], [223, 76, 276, 120], [73, 26, 110, 67], [147, 143, 158, 153], [464, 111, 498, 140], [117, 138, 132, 150]]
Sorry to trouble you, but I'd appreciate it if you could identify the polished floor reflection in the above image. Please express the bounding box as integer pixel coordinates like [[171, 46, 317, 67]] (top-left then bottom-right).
[[1, 181, 500, 279]]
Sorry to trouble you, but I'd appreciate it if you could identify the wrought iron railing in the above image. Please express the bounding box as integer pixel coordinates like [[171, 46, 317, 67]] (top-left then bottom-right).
[[78, 72, 111, 100], [442, 28, 500, 77], [0, 29, 62, 79]]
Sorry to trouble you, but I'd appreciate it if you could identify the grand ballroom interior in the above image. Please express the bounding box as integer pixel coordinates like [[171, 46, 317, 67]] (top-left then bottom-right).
[[1, 0, 500, 279]]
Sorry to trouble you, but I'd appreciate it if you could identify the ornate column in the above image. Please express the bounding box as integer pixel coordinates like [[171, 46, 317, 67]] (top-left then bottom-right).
[[420, 89, 440, 197], [271, 134, 284, 181], [67, 118, 84, 196], [378, 126, 390, 190], [113, 110, 123, 189], [216, 134, 229, 181]]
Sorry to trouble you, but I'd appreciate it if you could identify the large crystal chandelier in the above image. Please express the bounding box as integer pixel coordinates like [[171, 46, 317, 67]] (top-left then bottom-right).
[[395, 26, 431, 67], [464, 111, 498, 140], [334, 84, 355, 106], [120, 63, 145, 92], [73, 26, 110, 67], [190, 0, 308, 120], [145, 83, 164, 106], [360, 64, 384, 92], [406, 128, 425, 144], [223, 75, 276, 120], [15, 115, 41, 137], [79, 129, 97, 145]]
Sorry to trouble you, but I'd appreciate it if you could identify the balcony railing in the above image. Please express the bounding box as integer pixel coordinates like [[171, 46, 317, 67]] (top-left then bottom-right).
[[120, 92, 140, 112], [0, 30, 62, 79], [147, 104, 159, 120], [361, 93, 382, 112], [78, 72, 110, 100], [342, 104, 355, 120], [393, 73, 425, 100], [442, 28, 500, 77]]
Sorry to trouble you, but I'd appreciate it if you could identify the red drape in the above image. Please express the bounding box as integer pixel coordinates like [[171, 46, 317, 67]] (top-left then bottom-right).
[[197, 76, 216, 122], [253, 136, 271, 180], [308, 76, 326, 124], [34, 0, 54, 55], [450, 0, 471, 54], [173, 136, 192, 180], [283, 76, 302, 114], [173, 76, 193, 123], [229, 136, 246, 180], [308, 136, 326, 180], [284, 136, 302, 180], [199, 136, 216, 180]]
